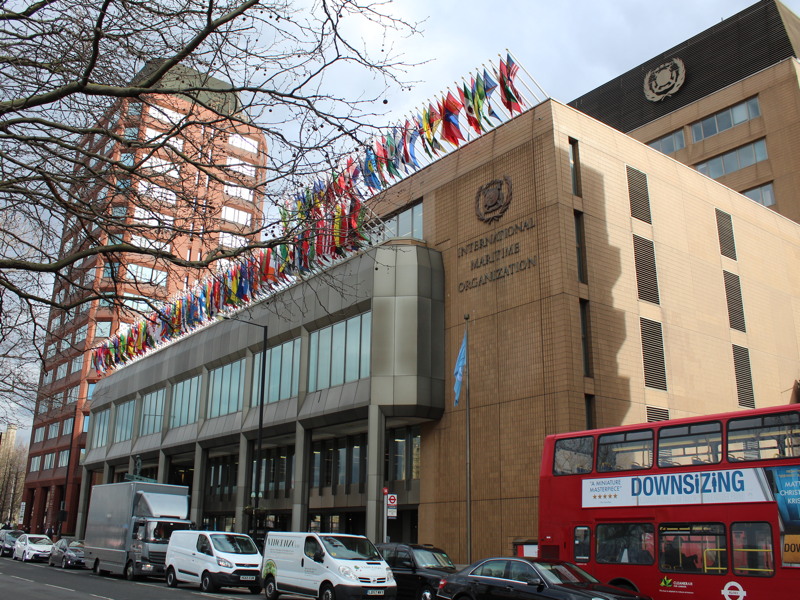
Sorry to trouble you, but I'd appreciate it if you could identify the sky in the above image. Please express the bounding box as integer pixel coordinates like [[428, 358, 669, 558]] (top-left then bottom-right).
[[375, 0, 800, 121], [9, 0, 800, 448]]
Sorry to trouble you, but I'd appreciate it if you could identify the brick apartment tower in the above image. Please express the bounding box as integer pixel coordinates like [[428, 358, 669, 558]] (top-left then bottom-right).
[[22, 63, 268, 535]]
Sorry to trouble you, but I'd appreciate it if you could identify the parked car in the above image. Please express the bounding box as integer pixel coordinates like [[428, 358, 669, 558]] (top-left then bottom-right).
[[12, 534, 53, 562], [377, 543, 457, 600], [49, 538, 85, 569], [0, 530, 24, 557], [436, 557, 651, 600]]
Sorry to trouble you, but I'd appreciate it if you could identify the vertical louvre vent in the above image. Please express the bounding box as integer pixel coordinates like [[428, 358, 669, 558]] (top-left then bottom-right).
[[715, 209, 737, 260], [627, 166, 651, 223], [732, 345, 755, 409], [723, 271, 746, 332], [633, 235, 660, 304], [640, 318, 667, 390], [646, 406, 670, 422]]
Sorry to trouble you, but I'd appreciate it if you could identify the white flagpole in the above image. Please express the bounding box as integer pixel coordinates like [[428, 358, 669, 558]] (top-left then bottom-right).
[[505, 48, 549, 102]]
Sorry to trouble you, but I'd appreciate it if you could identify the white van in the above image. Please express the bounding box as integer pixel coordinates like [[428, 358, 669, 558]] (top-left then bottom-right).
[[165, 530, 262, 593], [261, 532, 396, 600]]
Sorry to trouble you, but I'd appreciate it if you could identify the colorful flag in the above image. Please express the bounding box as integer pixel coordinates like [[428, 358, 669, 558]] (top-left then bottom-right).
[[453, 329, 468, 406], [441, 91, 465, 147], [499, 53, 523, 114]]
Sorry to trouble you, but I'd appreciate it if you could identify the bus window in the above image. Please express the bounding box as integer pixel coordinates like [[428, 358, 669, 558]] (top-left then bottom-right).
[[596, 523, 654, 565], [728, 411, 800, 461], [731, 522, 774, 577], [573, 527, 590, 563], [658, 421, 722, 467], [554, 436, 593, 475], [597, 429, 653, 472], [659, 523, 726, 574]]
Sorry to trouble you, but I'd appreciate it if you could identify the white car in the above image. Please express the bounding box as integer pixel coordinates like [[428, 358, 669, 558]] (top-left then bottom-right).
[[13, 534, 53, 562]]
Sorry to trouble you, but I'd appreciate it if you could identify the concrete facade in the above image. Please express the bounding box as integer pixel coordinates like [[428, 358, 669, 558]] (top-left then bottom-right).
[[80, 98, 800, 562]]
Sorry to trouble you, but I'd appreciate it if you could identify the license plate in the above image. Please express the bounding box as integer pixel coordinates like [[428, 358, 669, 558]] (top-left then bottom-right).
[[240, 576, 256, 581], [367, 591, 384, 596]]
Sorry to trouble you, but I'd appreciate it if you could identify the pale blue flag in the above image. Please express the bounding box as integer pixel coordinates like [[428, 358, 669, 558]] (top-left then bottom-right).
[[453, 330, 468, 406]]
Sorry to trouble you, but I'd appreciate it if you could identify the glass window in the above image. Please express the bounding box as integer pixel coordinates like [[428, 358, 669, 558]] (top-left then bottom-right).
[[58, 450, 70, 468], [574, 527, 591, 562], [91, 408, 109, 449], [743, 183, 775, 207], [597, 430, 653, 472], [659, 523, 726, 575], [30, 455, 41, 471], [692, 97, 761, 142], [308, 332, 318, 393], [330, 322, 346, 387], [48, 422, 60, 439], [658, 421, 722, 467], [280, 341, 294, 400], [597, 523, 655, 565], [731, 522, 773, 577], [94, 321, 112, 338], [345, 318, 361, 382], [268, 346, 281, 403], [727, 410, 800, 461], [472, 559, 508, 578], [696, 139, 767, 179], [140, 388, 165, 436], [33, 427, 45, 443], [648, 129, 685, 155], [208, 359, 245, 418], [553, 436, 594, 475], [114, 400, 135, 442], [360, 313, 371, 378], [62, 418, 74, 436], [317, 327, 332, 390]]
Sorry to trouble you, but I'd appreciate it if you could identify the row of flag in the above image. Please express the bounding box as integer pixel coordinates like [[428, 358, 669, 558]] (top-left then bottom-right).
[[91, 52, 534, 373]]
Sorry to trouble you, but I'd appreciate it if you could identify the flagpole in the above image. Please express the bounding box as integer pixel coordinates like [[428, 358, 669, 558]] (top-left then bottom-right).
[[464, 313, 472, 564], [505, 48, 549, 101]]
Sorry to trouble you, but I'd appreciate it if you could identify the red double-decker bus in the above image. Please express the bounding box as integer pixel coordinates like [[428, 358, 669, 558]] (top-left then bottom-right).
[[538, 404, 800, 599]]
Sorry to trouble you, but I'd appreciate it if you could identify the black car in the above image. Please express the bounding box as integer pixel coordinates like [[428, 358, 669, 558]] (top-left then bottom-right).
[[0, 530, 23, 557], [377, 543, 457, 600], [436, 557, 651, 600], [48, 538, 85, 569]]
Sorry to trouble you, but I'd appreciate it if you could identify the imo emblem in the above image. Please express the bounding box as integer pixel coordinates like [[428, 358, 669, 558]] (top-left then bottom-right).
[[475, 176, 512, 223], [644, 57, 686, 102]]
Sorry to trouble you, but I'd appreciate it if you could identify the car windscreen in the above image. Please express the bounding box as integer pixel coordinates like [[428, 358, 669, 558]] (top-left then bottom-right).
[[321, 536, 382, 560], [211, 534, 258, 555], [5, 531, 23, 542], [27, 536, 53, 545], [533, 562, 598, 585], [412, 548, 455, 569]]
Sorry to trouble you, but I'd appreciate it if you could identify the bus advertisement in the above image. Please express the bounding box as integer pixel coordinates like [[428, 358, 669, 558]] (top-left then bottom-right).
[[538, 404, 800, 599]]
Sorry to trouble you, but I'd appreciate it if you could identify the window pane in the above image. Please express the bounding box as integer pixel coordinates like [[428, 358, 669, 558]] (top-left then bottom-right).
[[747, 97, 761, 118], [716, 109, 733, 133], [269, 348, 281, 403], [317, 327, 331, 389], [691, 123, 703, 143], [280, 342, 293, 399], [754, 139, 768, 162], [360, 313, 371, 379], [397, 210, 413, 238], [674, 130, 685, 151], [659, 523, 726, 574], [731, 103, 748, 125], [597, 430, 653, 472], [292, 339, 300, 397], [554, 436, 594, 475], [597, 523, 655, 564], [737, 144, 755, 169], [330, 322, 346, 387], [661, 135, 675, 154], [345, 317, 361, 382], [731, 522, 773, 577], [701, 116, 717, 138], [308, 332, 318, 392], [707, 157, 724, 179], [722, 151, 739, 174]]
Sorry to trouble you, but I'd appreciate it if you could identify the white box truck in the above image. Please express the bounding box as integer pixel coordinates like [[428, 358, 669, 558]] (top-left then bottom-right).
[[84, 481, 193, 580], [261, 532, 396, 600]]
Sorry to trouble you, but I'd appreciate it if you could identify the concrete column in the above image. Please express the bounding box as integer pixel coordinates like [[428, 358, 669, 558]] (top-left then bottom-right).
[[236, 433, 249, 531], [102, 462, 113, 484], [75, 467, 92, 537], [157, 450, 171, 484], [291, 422, 311, 531], [365, 404, 386, 543], [190, 443, 206, 526]]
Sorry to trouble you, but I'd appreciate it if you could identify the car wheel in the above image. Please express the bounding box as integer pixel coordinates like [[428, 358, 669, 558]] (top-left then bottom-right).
[[22, 551, 28, 562], [319, 583, 335, 600], [249, 586, 262, 594], [62, 556, 68, 569], [264, 576, 279, 600], [201, 572, 217, 593], [125, 561, 136, 581], [166, 567, 178, 588], [419, 586, 434, 600]]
